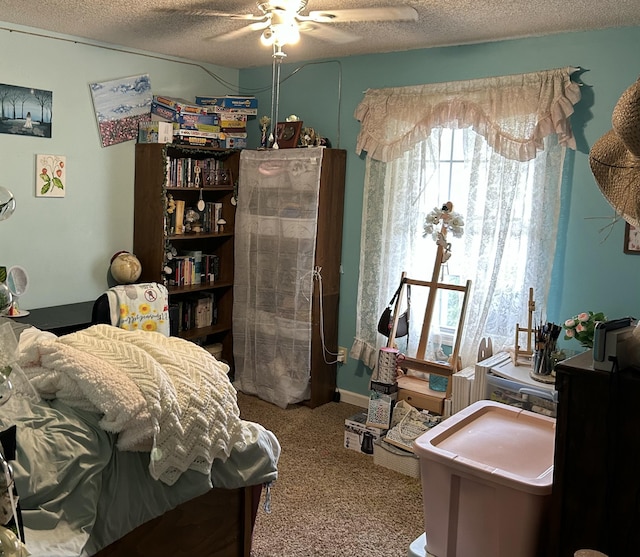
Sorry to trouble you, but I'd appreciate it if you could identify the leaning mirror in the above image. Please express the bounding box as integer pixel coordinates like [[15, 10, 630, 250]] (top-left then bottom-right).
[[6, 266, 29, 317], [0, 187, 16, 221]]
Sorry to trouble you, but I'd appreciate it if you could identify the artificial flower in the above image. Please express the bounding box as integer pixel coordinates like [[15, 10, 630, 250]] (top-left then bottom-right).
[[563, 311, 606, 348], [423, 203, 465, 241]]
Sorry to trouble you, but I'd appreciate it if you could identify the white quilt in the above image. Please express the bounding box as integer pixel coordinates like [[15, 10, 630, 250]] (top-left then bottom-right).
[[17, 324, 246, 486]]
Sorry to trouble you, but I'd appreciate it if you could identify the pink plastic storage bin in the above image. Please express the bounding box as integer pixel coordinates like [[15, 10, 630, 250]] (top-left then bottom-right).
[[414, 400, 555, 557]]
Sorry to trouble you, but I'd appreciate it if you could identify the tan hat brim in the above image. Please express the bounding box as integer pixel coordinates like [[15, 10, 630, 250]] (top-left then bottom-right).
[[589, 129, 640, 229]]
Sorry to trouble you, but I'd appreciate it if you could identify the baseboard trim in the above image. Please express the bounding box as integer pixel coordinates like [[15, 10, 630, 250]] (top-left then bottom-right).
[[336, 389, 369, 408]]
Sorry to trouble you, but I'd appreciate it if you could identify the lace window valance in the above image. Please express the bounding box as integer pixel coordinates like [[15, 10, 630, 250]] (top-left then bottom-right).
[[354, 67, 582, 163]]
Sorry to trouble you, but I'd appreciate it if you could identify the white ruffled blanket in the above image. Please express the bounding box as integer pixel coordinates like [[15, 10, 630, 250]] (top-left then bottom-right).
[[17, 324, 246, 486]]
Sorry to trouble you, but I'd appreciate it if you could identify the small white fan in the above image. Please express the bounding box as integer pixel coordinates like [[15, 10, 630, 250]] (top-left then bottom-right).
[[6, 266, 29, 317]]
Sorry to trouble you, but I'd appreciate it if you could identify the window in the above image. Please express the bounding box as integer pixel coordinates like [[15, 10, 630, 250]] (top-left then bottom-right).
[[353, 128, 567, 368], [351, 69, 581, 370]]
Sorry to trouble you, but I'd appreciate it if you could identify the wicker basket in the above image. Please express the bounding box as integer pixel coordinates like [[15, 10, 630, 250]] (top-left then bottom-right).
[[373, 438, 421, 478]]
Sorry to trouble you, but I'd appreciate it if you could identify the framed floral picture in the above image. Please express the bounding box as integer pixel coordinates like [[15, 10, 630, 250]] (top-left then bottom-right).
[[36, 154, 66, 197], [624, 222, 640, 254]]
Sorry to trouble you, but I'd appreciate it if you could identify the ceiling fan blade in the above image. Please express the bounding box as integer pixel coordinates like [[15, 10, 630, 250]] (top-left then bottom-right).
[[207, 20, 270, 42], [299, 22, 359, 44], [158, 8, 264, 20], [307, 6, 418, 23]]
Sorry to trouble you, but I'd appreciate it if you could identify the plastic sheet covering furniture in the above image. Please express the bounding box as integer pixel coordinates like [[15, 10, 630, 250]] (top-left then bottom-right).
[[233, 147, 346, 409]]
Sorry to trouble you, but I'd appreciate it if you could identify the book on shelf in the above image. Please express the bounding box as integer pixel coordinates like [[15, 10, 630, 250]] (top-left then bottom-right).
[[197, 202, 218, 234], [202, 253, 220, 283], [213, 202, 223, 233], [166, 157, 231, 188], [169, 303, 180, 336], [182, 250, 203, 285], [167, 254, 203, 287], [198, 292, 217, 328], [175, 292, 217, 332], [174, 200, 185, 234]]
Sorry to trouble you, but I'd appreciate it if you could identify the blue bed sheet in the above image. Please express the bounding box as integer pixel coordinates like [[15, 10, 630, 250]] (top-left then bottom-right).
[[0, 394, 279, 557]]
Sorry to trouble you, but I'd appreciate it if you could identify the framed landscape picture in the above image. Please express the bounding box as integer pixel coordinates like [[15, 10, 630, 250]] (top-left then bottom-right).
[[624, 222, 640, 254], [0, 83, 52, 138]]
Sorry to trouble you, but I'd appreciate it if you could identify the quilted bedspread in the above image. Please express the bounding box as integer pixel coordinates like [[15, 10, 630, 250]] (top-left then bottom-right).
[[17, 324, 246, 485]]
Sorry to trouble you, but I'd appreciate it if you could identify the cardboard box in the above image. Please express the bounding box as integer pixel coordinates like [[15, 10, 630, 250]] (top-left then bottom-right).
[[176, 112, 219, 129], [150, 102, 177, 122], [138, 121, 173, 144], [153, 95, 208, 114], [196, 95, 258, 109], [219, 133, 247, 149], [206, 106, 257, 116], [344, 412, 387, 455], [219, 113, 248, 130], [151, 101, 219, 130], [173, 129, 221, 140]]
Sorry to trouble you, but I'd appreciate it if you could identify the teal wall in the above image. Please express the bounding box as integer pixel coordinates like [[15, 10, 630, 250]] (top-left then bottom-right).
[[240, 27, 640, 396], [2, 20, 639, 397], [0, 23, 239, 307]]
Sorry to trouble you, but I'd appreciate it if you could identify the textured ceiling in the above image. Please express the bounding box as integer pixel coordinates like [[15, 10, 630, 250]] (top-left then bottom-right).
[[1, 0, 640, 68]]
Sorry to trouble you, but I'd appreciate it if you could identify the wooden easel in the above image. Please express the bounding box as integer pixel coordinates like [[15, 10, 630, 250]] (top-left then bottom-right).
[[387, 206, 471, 414], [513, 287, 536, 366]]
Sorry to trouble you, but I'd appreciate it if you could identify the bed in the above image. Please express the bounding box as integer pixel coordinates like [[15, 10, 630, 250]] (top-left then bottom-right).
[[0, 318, 280, 557]]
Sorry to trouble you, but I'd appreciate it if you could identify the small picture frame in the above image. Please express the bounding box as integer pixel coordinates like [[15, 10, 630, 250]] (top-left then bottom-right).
[[274, 121, 303, 149], [624, 222, 640, 254], [36, 154, 66, 197]]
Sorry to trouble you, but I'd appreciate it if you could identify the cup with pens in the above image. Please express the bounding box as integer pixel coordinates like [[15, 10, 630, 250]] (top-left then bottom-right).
[[531, 321, 562, 382]]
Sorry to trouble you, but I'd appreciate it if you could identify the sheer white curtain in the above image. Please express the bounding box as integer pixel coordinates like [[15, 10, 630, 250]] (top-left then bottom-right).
[[351, 68, 581, 369]]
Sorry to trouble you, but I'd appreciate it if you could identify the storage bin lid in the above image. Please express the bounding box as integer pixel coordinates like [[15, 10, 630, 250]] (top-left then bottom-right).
[[414, 400, 555, 494]]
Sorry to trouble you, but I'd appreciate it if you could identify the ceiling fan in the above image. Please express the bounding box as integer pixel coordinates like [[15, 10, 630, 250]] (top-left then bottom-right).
[[167, 1, 418, 47]]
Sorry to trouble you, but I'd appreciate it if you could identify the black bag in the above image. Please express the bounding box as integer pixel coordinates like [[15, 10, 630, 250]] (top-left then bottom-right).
[[377, 282, 410, 338]]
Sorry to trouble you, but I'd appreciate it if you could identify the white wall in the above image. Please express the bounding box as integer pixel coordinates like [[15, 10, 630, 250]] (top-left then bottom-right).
[[0, 23, 239, 309]]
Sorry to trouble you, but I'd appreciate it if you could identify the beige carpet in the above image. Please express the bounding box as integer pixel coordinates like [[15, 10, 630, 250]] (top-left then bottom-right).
[[237, 392, 425, 557]]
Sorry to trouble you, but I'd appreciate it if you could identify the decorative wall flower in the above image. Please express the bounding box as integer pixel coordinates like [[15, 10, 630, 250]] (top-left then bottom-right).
[[563, 311, 606, 348]]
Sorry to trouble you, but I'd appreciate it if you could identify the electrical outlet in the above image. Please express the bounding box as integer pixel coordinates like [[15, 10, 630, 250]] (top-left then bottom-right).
[[337, 346, 348, 363]]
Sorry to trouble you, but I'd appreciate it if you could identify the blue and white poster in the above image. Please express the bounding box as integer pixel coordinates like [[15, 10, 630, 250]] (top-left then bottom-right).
[[89, 74, 152, 147]]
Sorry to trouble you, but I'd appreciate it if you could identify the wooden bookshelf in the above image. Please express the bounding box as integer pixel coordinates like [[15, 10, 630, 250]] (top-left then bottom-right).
[[133, 143, 240, 368]]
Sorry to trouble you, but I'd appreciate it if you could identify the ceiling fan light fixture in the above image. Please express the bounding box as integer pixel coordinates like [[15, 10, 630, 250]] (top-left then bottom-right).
[[261, 10, 301, 47], [277, 22, 300, 45], [261, 24, 300, 46], [260, 27, 276, 46]]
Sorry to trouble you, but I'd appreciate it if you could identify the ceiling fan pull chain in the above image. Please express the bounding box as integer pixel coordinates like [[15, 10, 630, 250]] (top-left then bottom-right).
[[271, 45, 286, 149], [269, 47, 278, 146]]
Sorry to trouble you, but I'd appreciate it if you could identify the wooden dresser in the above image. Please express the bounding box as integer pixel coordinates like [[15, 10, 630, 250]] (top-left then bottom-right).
[[549, 350, 640, 556]]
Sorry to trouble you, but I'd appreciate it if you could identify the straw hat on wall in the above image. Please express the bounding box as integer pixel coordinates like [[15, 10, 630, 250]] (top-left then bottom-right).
[[589, 78, 640, 228]]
